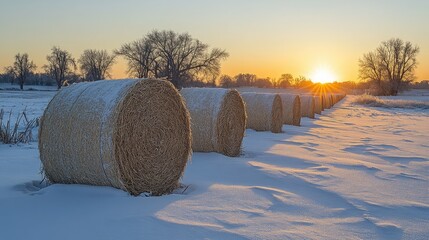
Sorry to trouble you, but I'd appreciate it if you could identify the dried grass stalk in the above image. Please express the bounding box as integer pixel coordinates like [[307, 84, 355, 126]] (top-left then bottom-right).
[[180, 88, 246, 157], [240, 93, 283, 133], [279, 94, 301, 126], [0, 109, 38, 144], [300, 95, 315, 118], [39, 79, 191, 196]]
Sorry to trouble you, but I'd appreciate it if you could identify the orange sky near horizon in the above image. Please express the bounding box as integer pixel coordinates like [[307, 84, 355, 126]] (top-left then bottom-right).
[[1, 0, 428, 83]]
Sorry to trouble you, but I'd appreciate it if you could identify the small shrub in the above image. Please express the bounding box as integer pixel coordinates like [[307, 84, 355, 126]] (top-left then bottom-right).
[[0, 108, 39, 144], [353, 94, 429, 109]]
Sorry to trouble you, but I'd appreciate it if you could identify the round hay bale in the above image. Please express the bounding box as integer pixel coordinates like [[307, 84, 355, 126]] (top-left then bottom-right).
[[279, 93, 301, 126], [39, 79, 191, 196], [300, 95, 315, 119], [323, 93, 333, 109], [322, 93, 329, 109], [313, 95, 323, 115], [180, 88, 246, 157], [319, 94, 325, 111], [329, 93, 334, 107], [332, 94, 338, 105], [240, 93, 283, 133]]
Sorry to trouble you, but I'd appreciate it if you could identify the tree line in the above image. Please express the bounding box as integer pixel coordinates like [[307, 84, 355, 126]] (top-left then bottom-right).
[[217, 73, 313, 88], [1, 30, 228, 90], [2, 34, 422, 94]]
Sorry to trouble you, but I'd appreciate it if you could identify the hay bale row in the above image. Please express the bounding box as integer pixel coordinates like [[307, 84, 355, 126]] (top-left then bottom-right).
[[39, 79, 192, 196], [240, 92, 283, 133], [300, 95, 315, 119], [180, 88, 246, 157], [303, 93, 346, 115], [322, 93, 346, 106], [279, 93, 301, 126], [332, 93, 346, 104]]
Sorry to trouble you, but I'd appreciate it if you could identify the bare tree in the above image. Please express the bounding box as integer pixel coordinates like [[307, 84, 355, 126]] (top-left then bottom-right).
[[5, 53, 36, 90], [44, 47, 76, 89], [3, 66, 16, 84], [278, 73, 293, 88], [147, 30, 229, 88], [219, 75, 235, 88], [290, 75, 305, 87], [234, 73, 257, 86], [115, 38, 156, 78], [359, 51, 384, 90], [293, 75, 312, 88], [79, 49, 115, 81], [254, 77, 273, 88], [359, 38, 419, 95]]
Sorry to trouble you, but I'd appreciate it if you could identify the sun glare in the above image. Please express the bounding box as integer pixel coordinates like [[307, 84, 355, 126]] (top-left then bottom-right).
[[310, 67, 337, 84]]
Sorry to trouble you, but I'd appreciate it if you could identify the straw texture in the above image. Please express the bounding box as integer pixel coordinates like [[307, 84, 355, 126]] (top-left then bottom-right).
[[39, 79, 191, 196], [313, 95, 323, 114], [323, 93, 333, 109], [241, 93, 283, 133], [329, 94, 334, 107], [279, 93, 301, 126], [332, 94, 345, 104], [320, 94, 325, 111], [300, 95, 315, 118], [180, 88, 246, 157]]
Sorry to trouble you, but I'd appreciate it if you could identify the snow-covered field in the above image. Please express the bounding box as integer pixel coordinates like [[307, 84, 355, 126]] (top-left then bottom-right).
[[1, 87, 428, 240]]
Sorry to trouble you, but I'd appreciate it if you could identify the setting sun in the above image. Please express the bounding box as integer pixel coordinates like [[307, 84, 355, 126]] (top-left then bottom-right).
[[310, 67, 338, 84]]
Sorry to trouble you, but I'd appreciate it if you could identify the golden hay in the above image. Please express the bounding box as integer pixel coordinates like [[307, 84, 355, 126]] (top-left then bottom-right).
[[323, 93, 333, 109], [300, 95, 315, 119], [332, 94, 338, 104], [180, 88, 246, 157], [319, 94, 325, 111], [313, 95, 323, 114], [322, 93, 329, 109], [39, 79, 191, 196], [240, 93, 283, 133], [329, 94, 335, 107], [333, 93, 345, 104], [279, 93, 301, 126]]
